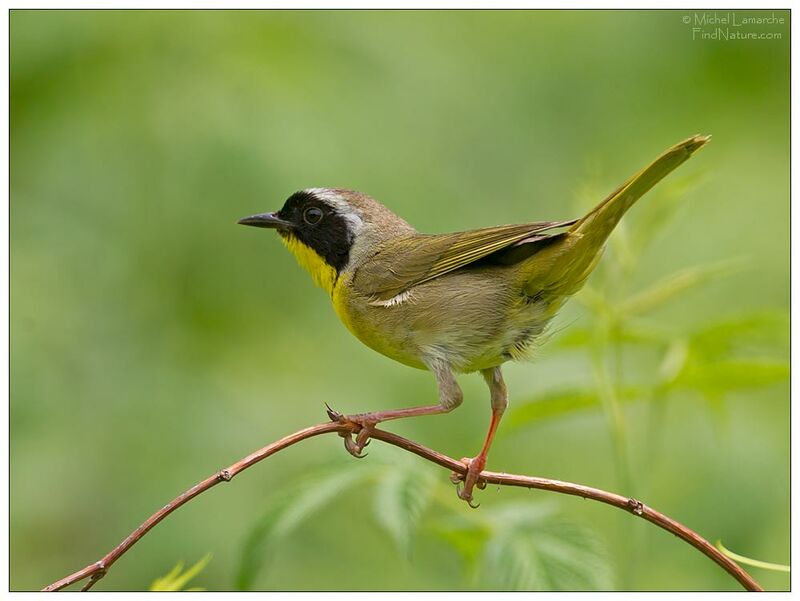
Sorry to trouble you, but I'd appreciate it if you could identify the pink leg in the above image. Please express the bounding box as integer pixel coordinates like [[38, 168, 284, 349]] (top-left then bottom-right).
[[454, 367, 508, 507], [326, 360, 463, 458]]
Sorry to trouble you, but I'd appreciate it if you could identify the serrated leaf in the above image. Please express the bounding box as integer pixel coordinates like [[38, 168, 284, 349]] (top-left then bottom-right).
[[235, 463, 373, 590], [480, 502, 613, 591], [619, 259, 745, 317], [486, 531, 547, 590], [150, 553, 211, 591], [372, 457, 437, 557]]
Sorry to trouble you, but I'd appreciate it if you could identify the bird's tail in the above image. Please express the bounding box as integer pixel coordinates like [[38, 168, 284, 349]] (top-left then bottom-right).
[[527, 134, 710, 299], [569, 134, 710, 243]]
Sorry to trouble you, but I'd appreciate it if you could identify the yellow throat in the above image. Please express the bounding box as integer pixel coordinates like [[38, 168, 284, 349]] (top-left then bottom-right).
[[281, 233, 338, 295]]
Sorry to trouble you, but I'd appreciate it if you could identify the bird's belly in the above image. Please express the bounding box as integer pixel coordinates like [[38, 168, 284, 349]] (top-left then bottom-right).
[[333, 270, 557, 373]]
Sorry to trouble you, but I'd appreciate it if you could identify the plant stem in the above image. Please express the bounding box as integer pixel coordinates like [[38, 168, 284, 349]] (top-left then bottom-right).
[[41, 421, 762, 592]]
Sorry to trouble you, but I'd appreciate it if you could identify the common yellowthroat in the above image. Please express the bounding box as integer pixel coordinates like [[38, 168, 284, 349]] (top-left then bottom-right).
[[239, 135, 709, 505]]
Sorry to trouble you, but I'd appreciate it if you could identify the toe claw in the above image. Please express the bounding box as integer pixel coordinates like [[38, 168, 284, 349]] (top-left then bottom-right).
[[329, 411, 377, 459], [355, 424, 373, 447], [325, 402, 344, 423], [342, 435, 368, 458], [453, 456, 487, 507], [456, 487, 480, 509]]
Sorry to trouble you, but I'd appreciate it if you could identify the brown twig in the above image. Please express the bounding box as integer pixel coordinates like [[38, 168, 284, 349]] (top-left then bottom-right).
[[41, 421, 762, 592]]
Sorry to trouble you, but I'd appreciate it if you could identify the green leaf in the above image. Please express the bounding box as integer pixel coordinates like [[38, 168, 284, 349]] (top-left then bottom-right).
[[665, 311, 790, 398], [150, 553, 212, 591], [235, 463, 373, 590], [619, 259, 745, 317], [372, 456, 437, 557], [430, 519, 488, 566], [480, 502, 613, 591], [435, 502, 612, 590]]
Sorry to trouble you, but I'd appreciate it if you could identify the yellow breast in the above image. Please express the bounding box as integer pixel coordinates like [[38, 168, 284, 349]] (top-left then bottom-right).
[[281, 233, 358, 334], [280, 234, 424, 370]]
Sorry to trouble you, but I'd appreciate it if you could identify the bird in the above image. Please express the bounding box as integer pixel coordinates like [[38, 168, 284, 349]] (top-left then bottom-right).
[[238, 134, 710, 506]]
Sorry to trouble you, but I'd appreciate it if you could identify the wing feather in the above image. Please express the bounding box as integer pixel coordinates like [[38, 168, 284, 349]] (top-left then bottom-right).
[[355, 219, 576, 302]]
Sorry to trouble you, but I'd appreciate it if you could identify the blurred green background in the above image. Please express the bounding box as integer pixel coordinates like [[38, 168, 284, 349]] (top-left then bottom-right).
[[11, 9, 789, 592]]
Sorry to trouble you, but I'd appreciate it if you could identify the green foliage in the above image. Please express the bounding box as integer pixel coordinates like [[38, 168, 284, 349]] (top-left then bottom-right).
[[617, 260, 745, 317], [150, 553, 211, 591], [502, 175, 789, 589], [510, 309, 789, 428], [436, 502, 612, 591], [509, 176, 789, 429], [236, 454, 441, 589], [372, 455, 438, 557], [236, 451, 613, 591], [236, 462, 375, 590]]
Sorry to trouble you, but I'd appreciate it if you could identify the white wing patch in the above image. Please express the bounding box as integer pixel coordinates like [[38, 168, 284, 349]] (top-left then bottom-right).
[[368, 289, 416, 308]]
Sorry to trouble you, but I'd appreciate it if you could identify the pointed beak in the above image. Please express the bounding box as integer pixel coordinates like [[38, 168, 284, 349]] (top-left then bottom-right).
[[237, 212, 294, 229]]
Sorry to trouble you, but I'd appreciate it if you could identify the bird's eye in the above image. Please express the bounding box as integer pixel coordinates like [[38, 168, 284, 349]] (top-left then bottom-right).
[[303, 207, 324, 225]]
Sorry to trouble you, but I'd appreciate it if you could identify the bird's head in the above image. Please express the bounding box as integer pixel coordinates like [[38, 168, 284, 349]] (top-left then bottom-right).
[[239, 188, 414, 294]]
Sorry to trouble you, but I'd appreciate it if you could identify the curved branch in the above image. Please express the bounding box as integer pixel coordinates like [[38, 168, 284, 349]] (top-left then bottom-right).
[[41, 422, 762, 592]]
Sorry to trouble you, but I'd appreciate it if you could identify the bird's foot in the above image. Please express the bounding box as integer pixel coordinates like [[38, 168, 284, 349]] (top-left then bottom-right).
[[325, 403, 376, 459], [450, 455, 488, 508]]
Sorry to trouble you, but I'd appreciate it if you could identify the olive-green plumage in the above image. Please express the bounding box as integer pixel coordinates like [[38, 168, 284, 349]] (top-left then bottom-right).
[[330, 134, 709, 373], [239, 134, 710, 504]]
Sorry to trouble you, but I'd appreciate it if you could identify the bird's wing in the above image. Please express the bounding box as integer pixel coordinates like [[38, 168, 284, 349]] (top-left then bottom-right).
[[355, 219, 577, 303]]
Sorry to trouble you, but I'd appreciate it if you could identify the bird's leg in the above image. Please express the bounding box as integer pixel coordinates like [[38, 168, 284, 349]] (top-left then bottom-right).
[[452, 366, 508, 508], [326, 360, 463, 458]]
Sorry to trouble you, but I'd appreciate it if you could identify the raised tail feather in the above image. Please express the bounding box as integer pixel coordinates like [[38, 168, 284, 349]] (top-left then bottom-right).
[[570, 134, 711, 244], [528, 134, 710, 299]]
